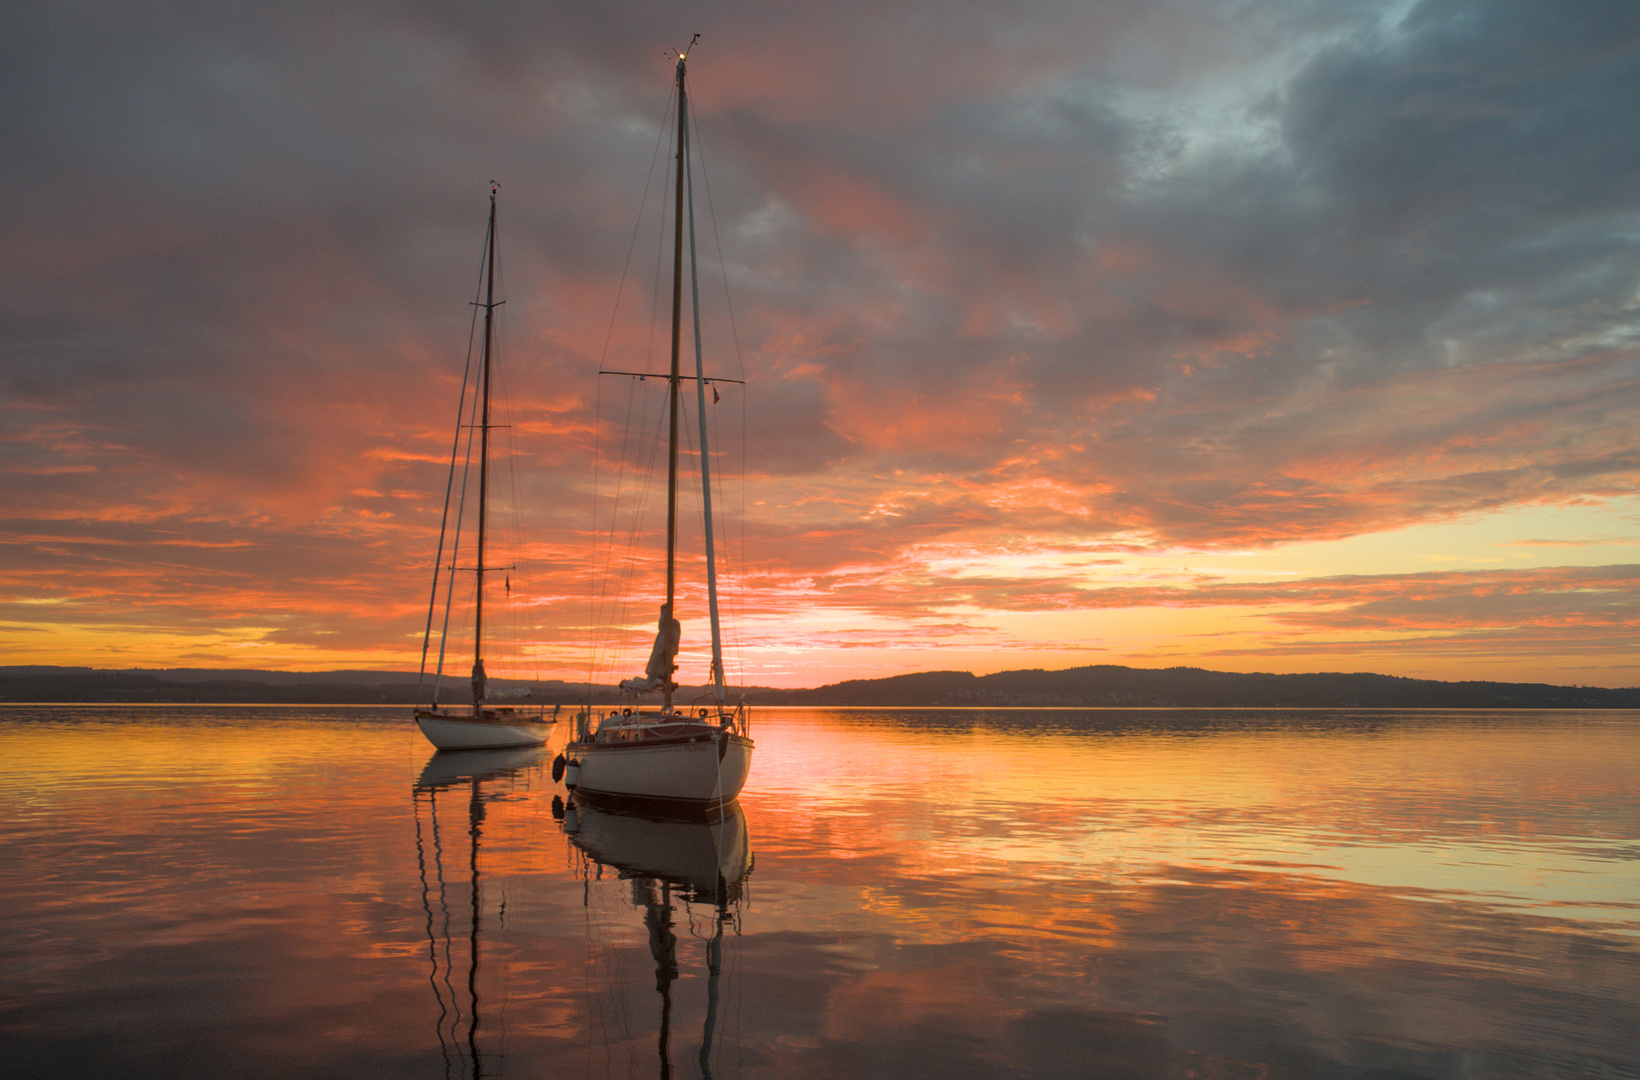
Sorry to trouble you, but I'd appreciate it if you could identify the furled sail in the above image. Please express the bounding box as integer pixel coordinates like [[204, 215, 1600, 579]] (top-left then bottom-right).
[[619, 604, 681, 693]]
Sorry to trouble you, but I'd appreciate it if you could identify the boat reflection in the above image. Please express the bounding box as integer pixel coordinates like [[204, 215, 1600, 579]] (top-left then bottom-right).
[[412, 746, 546, 1080], [557, 797, 753, 1080]]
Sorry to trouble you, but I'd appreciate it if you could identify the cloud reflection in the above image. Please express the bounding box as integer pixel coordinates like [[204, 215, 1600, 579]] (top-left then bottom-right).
[[2, 707, 1638, 1077]]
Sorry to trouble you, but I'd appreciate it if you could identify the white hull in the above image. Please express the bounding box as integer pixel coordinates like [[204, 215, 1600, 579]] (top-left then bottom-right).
[[571, 735, 752, 806], [415, 709, 553, 751]]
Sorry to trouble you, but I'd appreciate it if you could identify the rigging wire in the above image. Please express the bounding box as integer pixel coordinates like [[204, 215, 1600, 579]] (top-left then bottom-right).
[[589, 84, 681, 695], [419, 218, 492, 706], [590, 378, 668, 689], [594, 84, 680, 377], [433, 284, 488, 706], [616, 387, 672, 677], [488, 226, 544, 689], [685, 93, 748, 384], [688, 88, 752, 692]]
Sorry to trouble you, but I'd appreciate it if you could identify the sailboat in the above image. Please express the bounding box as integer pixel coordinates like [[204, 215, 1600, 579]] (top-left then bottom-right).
[[414, 186, 555, 752], [559, 44, 753, 807]]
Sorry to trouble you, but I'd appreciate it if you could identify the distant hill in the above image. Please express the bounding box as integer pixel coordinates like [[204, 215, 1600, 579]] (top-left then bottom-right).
[[754, 665, 1640, 709], [1, 663, 1636, 708]]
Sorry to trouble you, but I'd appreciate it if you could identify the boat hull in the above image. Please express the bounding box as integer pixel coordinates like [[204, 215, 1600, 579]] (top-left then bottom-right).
[[415, 709, 553, 751], [569, 733, 752, 808]]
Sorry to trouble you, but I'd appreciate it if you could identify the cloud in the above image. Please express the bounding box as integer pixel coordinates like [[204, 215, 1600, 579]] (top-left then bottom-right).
[[2, 0, 1637, 678]]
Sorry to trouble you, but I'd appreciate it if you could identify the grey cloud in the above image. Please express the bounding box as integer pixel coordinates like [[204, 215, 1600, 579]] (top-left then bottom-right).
[[3, 0, 1639, 663]]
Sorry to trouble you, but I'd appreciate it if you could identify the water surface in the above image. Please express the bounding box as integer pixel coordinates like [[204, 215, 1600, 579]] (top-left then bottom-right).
[[2, 706, 1636, 1079]]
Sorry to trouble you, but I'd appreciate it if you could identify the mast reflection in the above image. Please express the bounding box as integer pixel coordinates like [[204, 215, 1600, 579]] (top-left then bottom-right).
[[556, 796, 753, 1080], [413, 746, 546, 1080]]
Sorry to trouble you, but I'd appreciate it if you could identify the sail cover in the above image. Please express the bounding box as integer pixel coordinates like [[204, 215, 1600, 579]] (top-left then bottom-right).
[[619, 605, 681, 693]]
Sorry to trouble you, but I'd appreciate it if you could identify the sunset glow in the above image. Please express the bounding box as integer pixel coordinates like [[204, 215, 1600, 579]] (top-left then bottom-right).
[[2, 1, 1637, 686]]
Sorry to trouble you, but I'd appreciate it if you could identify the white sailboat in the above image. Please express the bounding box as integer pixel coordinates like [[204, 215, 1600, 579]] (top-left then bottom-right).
[[560, 44, 753, 808], [414, 186, 555, 752]]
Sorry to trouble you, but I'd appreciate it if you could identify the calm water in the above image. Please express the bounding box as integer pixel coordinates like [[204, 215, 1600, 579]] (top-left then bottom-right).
[[2, 706, 1637, 1080]]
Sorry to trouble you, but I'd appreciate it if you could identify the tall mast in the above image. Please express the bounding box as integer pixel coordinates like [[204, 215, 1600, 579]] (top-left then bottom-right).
[[663, 48, 690, 710], [473, 184, 498, 710]]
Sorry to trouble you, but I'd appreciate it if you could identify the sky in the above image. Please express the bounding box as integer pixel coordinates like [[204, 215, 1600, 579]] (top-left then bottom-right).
[[2, 0, 1637, 689]]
